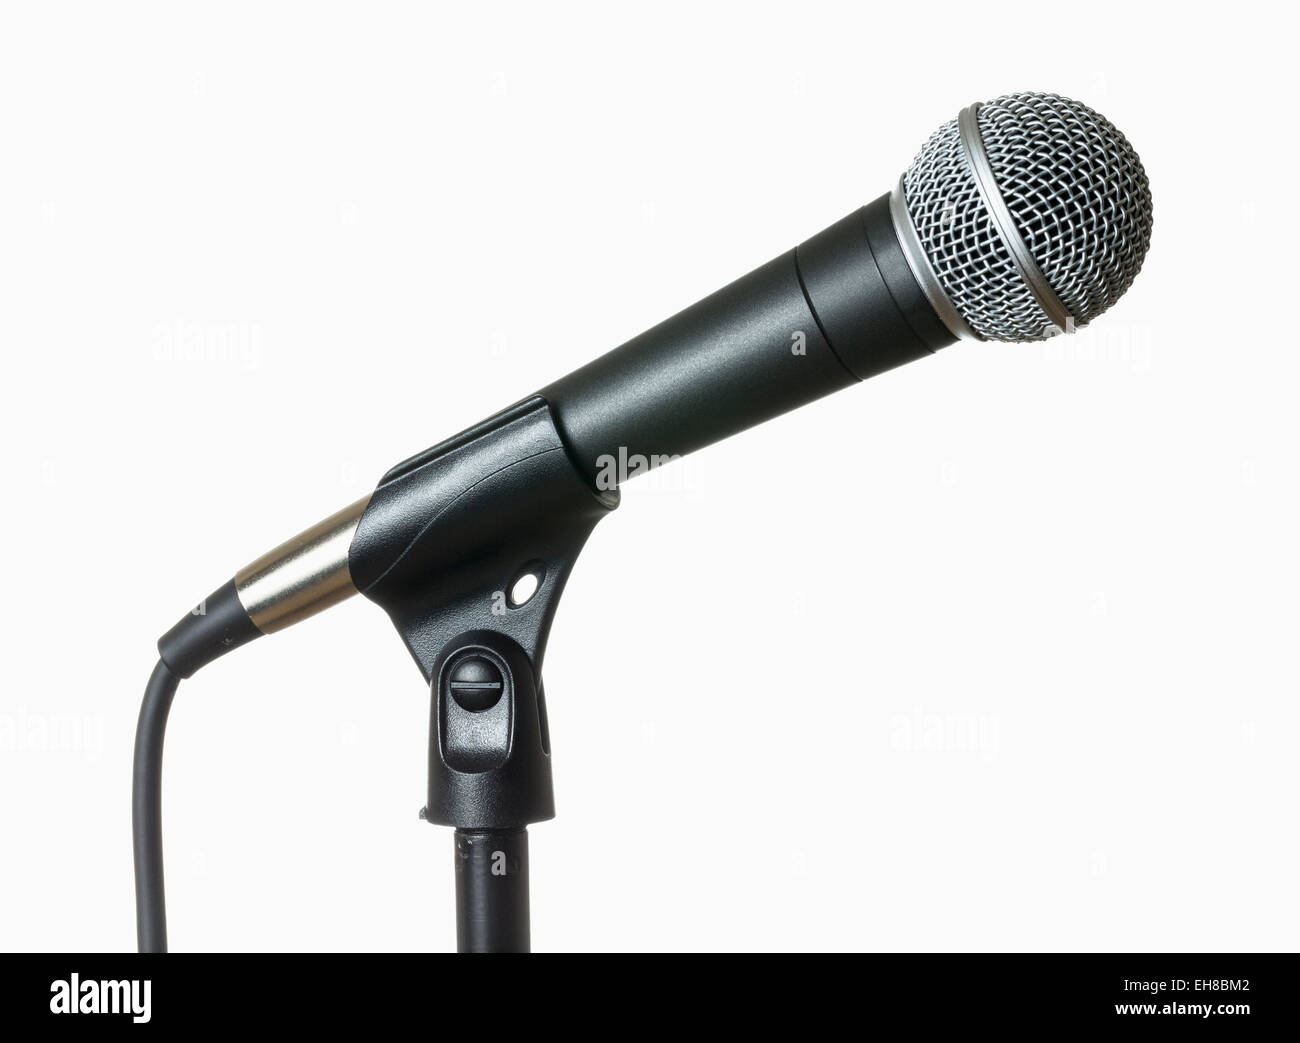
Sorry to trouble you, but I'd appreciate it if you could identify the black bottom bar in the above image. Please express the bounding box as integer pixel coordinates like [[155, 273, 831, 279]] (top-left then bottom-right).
[[454, 828, 529, 953], [9, 954, 1291, 1027]]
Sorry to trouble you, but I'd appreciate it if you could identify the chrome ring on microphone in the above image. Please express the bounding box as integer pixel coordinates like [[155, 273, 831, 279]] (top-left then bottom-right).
[[956, 103, 1075, 336]]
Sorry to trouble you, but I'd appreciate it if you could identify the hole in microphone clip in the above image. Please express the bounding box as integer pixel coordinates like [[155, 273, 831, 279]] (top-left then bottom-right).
[[508, 564, 544, 608]]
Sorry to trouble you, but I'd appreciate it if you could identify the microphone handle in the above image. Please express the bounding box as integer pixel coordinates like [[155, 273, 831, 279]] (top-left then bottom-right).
[[539, 193, 956, 484]]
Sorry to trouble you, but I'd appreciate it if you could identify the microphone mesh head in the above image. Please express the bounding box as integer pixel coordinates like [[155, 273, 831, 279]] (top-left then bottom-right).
[[902, 92, 1153, 342]]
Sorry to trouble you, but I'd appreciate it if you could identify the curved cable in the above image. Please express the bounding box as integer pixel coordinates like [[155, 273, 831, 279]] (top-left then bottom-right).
[[133, 658, 180, 952]]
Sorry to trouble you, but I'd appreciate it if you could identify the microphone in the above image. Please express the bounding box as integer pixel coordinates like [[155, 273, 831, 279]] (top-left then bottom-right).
[[136, 92, 1153, 950], [174, 90, 1150, 659]]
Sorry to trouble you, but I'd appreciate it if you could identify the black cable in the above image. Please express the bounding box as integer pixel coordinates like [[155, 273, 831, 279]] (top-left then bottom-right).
[[134, 580, 262, 952], [132, 658, 180, 953]]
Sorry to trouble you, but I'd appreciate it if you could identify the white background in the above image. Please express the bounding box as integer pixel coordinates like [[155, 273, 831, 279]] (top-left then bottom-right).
[[2, 1, 1296, 953]]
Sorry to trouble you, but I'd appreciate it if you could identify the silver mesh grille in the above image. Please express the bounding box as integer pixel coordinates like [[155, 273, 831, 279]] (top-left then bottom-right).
[[901, 92, 1153, 343]]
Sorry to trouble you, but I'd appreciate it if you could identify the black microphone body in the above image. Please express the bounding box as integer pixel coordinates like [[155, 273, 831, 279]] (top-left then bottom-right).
[[540, 194, 955, 484]]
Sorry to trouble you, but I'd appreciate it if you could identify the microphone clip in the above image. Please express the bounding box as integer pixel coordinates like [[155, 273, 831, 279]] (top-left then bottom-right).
[[348, 397, 618, 949]]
